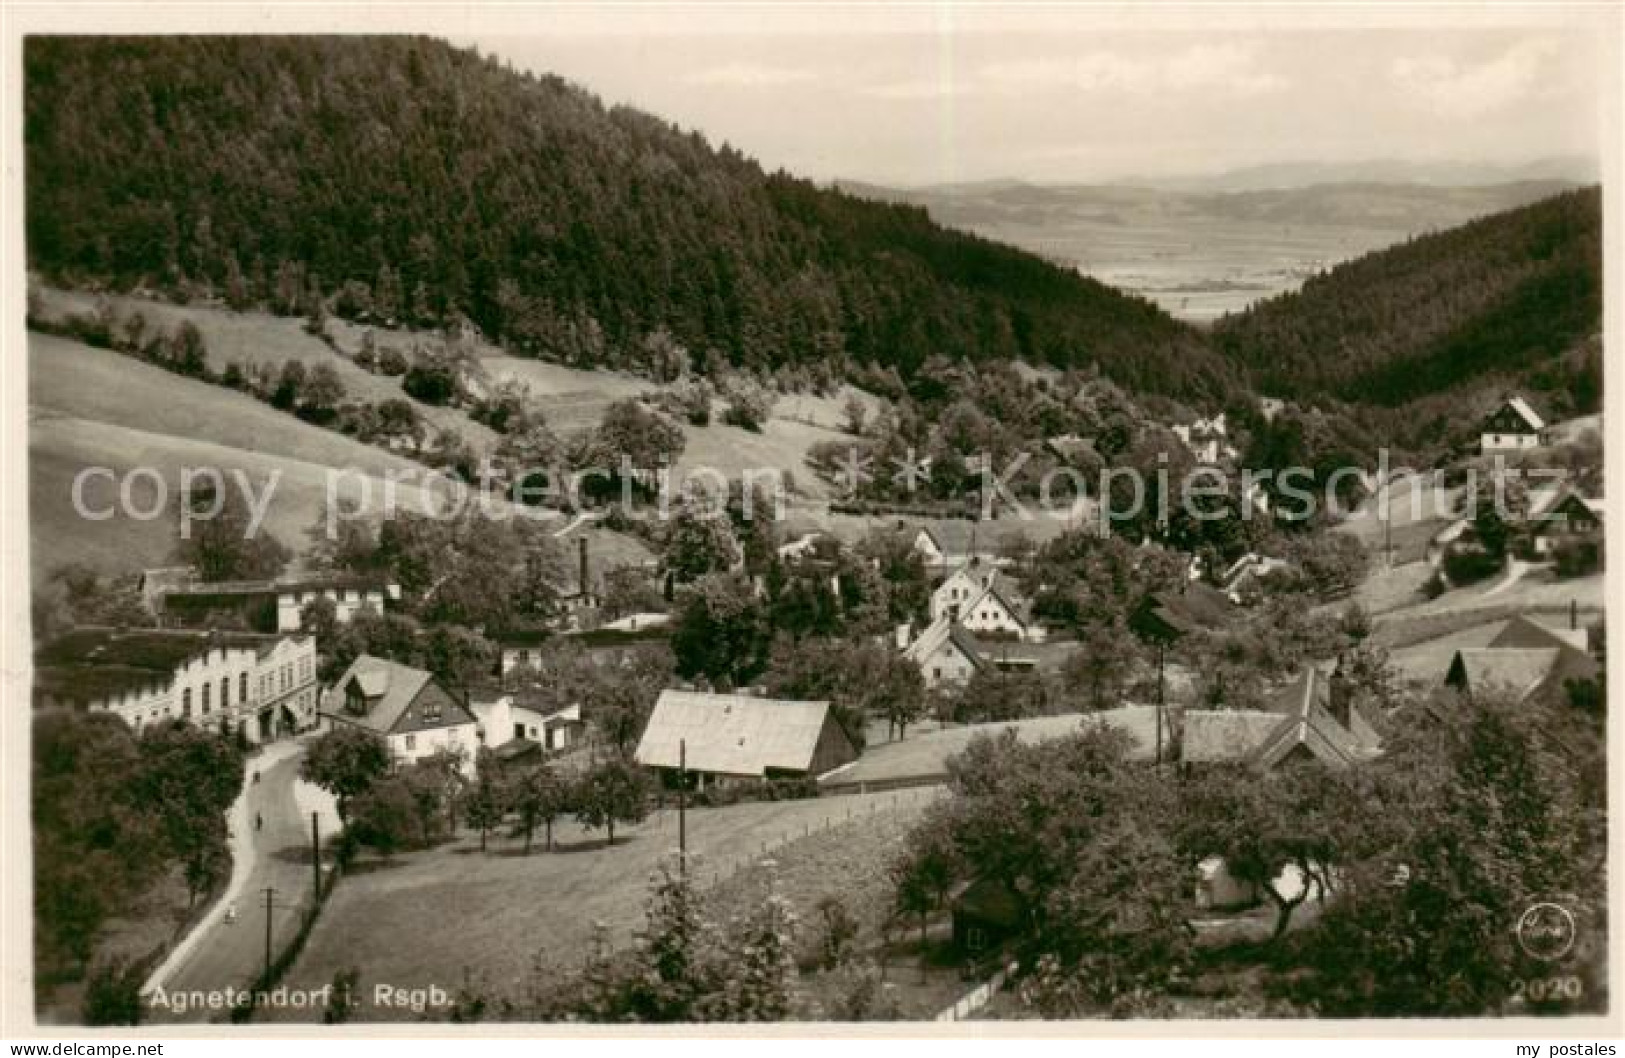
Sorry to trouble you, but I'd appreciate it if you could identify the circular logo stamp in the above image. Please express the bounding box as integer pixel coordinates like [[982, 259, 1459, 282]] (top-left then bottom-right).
[[1516, 902, 1577, 962]]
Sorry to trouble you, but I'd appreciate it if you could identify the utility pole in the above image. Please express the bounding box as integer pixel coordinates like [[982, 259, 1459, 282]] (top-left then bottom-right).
[[262, 886, 276, 980], [1155, 641, 1166, 767], [678, 738, 687, 879]]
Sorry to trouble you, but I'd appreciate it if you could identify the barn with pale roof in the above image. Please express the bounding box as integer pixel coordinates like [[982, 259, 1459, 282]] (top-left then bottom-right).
[[635, 689, 858, 784]]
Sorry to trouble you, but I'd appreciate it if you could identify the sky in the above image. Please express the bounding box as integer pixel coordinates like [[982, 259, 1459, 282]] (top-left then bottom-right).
[[462, 6, 1612, 187]]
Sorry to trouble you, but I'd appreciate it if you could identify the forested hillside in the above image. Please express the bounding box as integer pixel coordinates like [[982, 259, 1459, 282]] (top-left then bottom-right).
[[1211, 187, 1601, 407], [24, 36, 1227, 402]]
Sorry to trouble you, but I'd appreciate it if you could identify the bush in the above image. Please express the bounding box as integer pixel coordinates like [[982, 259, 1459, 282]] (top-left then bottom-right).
[[1442, 546, 1502, 586], [721, 379, 773, 432], [403, 362, 457, 405], [1552, 535, 1603, 579], [82, 957, 145, 1025], [376, 345, 410, 376], [691, 777, 819, 808]]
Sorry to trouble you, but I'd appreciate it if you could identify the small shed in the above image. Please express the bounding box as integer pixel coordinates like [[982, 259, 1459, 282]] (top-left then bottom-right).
[[951, 878, 1027, 955]]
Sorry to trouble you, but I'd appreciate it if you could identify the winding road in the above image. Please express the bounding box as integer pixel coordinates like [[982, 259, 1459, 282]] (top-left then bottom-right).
[[143, 738, 339, 1023]]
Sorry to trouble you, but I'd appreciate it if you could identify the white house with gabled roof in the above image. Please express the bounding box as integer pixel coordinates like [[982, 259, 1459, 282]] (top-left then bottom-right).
[[1480, 396, 1546, 453], [321, 655, 480, 773]]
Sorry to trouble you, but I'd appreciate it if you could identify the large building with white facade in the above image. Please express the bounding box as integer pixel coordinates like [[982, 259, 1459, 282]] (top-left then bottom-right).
[[33, 626, 319, 742]]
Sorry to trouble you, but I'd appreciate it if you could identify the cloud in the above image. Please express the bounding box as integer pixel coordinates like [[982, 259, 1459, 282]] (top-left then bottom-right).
[[1392, 39, 1562, 119], [977, 44, 1286, 99], [684, 62, 819, 88]]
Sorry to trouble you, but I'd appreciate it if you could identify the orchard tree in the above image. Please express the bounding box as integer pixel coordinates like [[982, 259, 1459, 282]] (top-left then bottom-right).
[[300, 727, 391, 824], [462, 752, 510, 853], [509, 762, 571, 854], [574, 757, 650, 846], [1061, 618, 1146, 711]]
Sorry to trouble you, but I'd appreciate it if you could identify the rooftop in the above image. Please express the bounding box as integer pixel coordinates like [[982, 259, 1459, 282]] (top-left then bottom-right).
[[321, 654, 436, 735], [34, 625, 299, 703], [635, 689, 840, 778]]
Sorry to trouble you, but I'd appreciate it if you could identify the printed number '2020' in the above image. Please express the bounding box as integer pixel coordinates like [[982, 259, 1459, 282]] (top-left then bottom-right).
[[1514, 976, 1584, 1002]]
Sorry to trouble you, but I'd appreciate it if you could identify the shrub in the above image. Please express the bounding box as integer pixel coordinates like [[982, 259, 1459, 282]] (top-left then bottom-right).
[[1442, 546, 1502, 586], [376, 345, 410, 376], [721, 379, 773, 432], [82, 957, 145, 1026], [403, 362, 457, 405], [1552, 535, 1603, 579]]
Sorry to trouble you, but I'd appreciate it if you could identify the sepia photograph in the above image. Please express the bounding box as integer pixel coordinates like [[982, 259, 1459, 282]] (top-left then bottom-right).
[[6, 1, 1619, 1038]]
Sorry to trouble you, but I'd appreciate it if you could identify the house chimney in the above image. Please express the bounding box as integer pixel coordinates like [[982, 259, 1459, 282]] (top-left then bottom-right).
[[578, 536, 590, 599], [1327, 659, 1352, 728]]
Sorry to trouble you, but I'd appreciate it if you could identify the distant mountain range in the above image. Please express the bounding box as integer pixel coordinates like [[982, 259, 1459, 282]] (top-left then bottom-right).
[[848, 155, 1598, 196], [1119, 156, 1599, 193]]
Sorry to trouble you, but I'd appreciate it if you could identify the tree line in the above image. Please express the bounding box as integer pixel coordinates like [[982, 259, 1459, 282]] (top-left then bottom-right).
[[24, 35, 1228, 404]]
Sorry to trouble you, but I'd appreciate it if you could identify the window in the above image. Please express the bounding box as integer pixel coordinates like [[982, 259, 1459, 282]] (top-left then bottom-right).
[[405, 734, 416, 751], [241, 673, 250, 703], [933, 667, 942, 679], [183, 688, 193, 716], [514, 723, 525, 740], [221, 677, 230, 709]]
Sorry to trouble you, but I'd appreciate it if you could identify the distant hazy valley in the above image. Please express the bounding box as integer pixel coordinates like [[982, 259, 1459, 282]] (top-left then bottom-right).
[[840, 171, 1586, 322]]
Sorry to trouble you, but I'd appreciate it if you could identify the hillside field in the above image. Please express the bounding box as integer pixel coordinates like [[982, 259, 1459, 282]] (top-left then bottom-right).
[[33, 287, 501, 453], [271, 790, 931, 1021], [27, 333, 657, 584]]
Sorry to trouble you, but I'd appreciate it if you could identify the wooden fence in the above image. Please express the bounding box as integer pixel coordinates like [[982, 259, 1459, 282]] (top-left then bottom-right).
[[935, 959, 1019, 1022]]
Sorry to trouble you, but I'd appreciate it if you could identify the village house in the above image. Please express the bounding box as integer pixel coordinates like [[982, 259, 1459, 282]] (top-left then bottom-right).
[[1173, 412, 1238, 465], [635, 689, 858, 786], [33, 626, 318, 742], [902, 618, 989, 687], [469, 690, 585, 758], [1479, 395, 1546, 453], [1218, 552, 1293, 604], [1044, 433, 1100, 468], [320, 654, 481, 773], [1445, 617, 1600, 705], [139, 566, 401, 634], [930, 562, 1043, 642], [495, 627, 552, 678], [897, 521, 1004, 571], [1181, 665, 1383, 773], [1129, 582, 1234, 645], [1525, 485, 1604, 556]]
